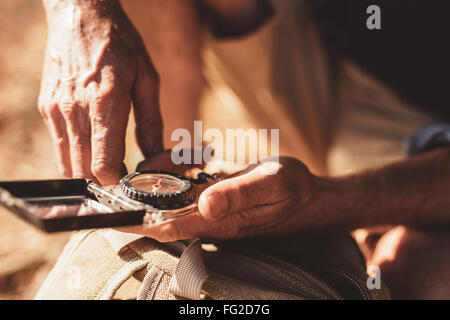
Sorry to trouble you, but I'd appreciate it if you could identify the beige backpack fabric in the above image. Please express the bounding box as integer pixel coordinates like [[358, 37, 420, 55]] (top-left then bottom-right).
[[35, 228, 389, 300]]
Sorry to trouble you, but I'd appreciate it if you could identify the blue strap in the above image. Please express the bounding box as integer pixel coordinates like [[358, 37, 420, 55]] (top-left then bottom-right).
[[406, 123, 450, 156]]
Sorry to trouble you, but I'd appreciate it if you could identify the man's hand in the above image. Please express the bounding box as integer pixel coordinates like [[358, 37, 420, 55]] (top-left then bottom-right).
[[118, 156, 328, 242], [118, 146, 450, 242], [39, 0, 162, 185]]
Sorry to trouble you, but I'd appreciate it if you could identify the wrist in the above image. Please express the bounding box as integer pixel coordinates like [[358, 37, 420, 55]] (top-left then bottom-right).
[[306, 173, 382, 232], [43, 0, 121, 29], [43, 0, 118, 13]]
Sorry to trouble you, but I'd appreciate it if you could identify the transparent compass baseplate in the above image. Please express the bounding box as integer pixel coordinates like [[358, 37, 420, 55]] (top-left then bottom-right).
[[87, 183, 196, 226]]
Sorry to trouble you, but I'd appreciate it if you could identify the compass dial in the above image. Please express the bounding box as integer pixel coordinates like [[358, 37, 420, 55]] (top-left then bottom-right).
[[129, 173, 187, 194], [120, 171, 195, 209]]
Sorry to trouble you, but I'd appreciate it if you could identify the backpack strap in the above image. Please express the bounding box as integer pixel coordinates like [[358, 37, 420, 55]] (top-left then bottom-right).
[[96, 257, 149, 300], [101, 230, 209, 300], [167, 238, 209, 300]]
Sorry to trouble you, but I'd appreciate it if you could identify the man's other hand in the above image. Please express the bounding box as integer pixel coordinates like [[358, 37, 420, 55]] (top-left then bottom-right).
[[38, 0, 162, 185]]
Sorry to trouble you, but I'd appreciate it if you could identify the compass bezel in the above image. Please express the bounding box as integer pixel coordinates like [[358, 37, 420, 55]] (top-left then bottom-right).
[[119, 171, 195, 209]]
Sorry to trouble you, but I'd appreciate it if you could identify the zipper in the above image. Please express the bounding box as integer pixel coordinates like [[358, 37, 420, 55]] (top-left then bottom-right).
[[329, 269, 372, 300], [230, 249, 344, 300], [254, 251, 344, 300]]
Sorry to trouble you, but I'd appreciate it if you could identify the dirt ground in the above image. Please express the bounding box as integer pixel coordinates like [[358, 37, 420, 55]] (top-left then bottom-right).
[[0, 1, 70, 299]]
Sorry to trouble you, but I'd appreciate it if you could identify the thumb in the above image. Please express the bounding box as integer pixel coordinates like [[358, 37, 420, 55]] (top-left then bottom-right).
[[198, 162, 281, 220], [132, 57, 164, 158]]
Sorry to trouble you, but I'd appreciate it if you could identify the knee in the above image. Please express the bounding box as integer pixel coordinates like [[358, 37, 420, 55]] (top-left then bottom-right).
[[370, 226, 450, 299]]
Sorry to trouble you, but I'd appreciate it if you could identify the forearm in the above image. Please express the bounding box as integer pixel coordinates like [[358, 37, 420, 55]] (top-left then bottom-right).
[[311, 148, 450, 231]]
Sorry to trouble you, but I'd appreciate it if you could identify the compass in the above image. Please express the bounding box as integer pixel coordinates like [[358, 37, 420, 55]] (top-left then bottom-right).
[[119, 171, 196, 210]]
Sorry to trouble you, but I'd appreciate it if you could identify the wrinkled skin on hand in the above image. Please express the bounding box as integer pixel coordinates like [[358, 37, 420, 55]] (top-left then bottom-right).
[[118, 153, 319, 242], [38, 0, 162, 185]]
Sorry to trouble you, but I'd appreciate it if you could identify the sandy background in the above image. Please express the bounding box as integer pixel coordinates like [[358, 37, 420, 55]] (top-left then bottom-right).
[[0, 1, 70, 299]]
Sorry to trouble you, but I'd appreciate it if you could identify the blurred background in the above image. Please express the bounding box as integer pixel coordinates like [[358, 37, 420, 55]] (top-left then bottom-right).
[[0, 0, 68, 299], [0, 0, 435, 299]]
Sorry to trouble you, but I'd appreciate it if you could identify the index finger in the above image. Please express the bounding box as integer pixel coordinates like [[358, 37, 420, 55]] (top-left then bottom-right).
[[90, 95, 130, 186]]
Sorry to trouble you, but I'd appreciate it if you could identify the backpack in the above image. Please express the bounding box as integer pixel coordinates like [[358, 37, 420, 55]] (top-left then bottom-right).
[[35, 228, 389, 300]]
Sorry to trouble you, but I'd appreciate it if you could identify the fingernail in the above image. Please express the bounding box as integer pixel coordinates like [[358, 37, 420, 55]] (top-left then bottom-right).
[[199, 192, 227, 220]]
